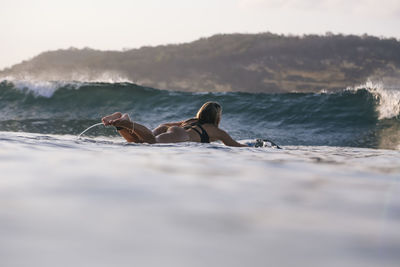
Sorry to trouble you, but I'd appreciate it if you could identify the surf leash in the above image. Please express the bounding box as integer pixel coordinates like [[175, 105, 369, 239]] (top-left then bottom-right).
[[77, 122, 104, 139]]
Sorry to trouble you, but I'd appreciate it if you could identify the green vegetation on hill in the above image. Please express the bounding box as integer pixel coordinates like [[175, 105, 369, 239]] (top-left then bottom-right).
[[2, 32, 400, 92]]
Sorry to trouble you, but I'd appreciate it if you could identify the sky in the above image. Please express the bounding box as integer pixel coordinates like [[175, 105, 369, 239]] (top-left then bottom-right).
[[1, 0, 400, 70]]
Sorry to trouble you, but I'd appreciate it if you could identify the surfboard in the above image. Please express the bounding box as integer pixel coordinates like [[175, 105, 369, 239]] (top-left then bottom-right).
[[246, 139, 282, 149]]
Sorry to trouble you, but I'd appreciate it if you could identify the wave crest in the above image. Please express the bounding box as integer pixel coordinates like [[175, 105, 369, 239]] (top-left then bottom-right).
[[351, 80, 400, 120], [0, 71, 133, 97]]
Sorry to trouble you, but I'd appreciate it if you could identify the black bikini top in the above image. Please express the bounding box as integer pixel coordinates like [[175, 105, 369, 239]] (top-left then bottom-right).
[[183, 121, 210, 143]]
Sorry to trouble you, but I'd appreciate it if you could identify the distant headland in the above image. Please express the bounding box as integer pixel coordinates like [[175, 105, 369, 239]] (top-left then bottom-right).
[[2, 32, 400, 93]]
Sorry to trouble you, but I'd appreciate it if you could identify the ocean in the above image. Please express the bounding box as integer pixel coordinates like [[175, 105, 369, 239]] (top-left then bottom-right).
[[0, 79, 400, 267]]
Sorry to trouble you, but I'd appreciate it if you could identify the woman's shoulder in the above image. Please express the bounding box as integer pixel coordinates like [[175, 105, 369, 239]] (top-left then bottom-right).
[[180, 118, 197, 126], [202, 124, 223, 135]]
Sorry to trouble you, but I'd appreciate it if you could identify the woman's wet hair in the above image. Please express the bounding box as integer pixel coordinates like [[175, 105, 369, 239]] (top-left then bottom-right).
[[196, 102, 222, 126]]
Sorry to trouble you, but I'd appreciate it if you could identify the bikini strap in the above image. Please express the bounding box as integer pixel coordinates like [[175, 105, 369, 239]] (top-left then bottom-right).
[[194, 123, 210, 143]]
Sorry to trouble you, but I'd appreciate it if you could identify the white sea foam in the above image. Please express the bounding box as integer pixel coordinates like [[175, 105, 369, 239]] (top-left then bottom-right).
[[0, 75, 82, 98], [1, 71, 134, 98], [12, 80, 79, 98], [352, 80, 400, 120]]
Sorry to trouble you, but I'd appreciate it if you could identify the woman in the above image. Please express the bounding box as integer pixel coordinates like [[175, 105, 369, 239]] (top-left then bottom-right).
[[102, 102, 247, 147]]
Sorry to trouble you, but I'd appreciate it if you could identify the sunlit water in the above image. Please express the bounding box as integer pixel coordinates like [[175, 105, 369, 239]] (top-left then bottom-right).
[[0, 131, 399, 267]]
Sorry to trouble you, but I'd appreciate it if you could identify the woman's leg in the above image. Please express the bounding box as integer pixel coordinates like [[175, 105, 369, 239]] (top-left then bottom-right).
[[111, 114, 156, 144], [106, 113, 189, 144], [117, 128, 143, 143], [102, 112, 143, 143], [156, 126, 190, 143], [102, 112, 122, 126], [132, 122, 157, 144]]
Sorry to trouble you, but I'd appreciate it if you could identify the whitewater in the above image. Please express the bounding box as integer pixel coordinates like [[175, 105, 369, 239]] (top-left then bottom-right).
[[0, 79, 399, 267]]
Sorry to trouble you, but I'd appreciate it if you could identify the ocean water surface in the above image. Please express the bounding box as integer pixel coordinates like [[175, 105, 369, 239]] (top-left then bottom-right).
[[0, 79, 399, 267]]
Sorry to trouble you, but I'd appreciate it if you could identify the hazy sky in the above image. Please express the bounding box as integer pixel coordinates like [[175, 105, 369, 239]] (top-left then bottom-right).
[[1, 0, 399, 70]]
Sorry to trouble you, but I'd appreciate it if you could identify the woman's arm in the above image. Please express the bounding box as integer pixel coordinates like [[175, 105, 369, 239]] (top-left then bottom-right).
[[217, 129, 247, 147]]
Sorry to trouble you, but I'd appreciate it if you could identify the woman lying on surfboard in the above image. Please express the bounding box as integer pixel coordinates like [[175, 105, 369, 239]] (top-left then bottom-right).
[[102, 101, 247, 147]]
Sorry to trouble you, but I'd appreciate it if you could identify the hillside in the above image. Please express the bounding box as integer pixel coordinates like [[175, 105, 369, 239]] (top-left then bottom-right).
[[2, 33, 400, 92]]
